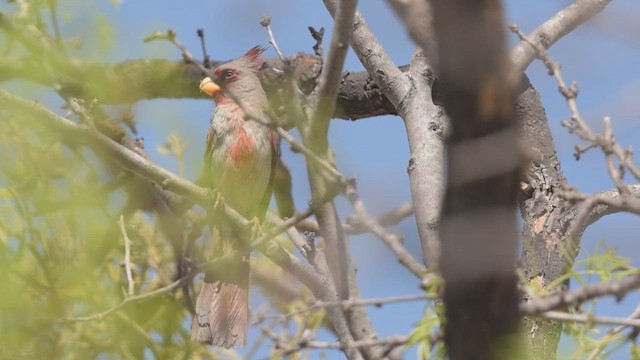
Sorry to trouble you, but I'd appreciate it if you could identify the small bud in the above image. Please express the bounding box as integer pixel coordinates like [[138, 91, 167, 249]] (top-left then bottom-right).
[[260, 14, 271, 27]]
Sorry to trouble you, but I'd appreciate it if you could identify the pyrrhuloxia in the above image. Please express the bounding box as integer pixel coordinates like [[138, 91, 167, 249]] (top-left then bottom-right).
[[191, 46, 279, 348]]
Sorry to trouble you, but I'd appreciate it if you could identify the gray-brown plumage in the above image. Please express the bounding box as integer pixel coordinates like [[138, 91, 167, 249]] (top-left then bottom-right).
[[191, 46, 279, 348]]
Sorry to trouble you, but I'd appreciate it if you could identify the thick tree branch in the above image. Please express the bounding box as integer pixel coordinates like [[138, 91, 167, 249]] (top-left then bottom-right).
[[0, 55, 398, 120], [322, 2, 409, 108], [0, 0, 614, 124], [403, 51, 446, 269], [509, 0, 613, 83], [325, 0, 445, 270]]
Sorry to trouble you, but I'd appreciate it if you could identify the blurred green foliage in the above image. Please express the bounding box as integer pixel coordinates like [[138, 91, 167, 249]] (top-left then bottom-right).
[[0, 96, 202, 358], [0, 1, 213, 358], [0, 1, 323, 358]]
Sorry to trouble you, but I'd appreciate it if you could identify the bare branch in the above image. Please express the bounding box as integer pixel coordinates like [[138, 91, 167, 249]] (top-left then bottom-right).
[[562, 185, 640, 241], [196, 28, 210, 67], [345, 183, 425, 277], [119, 215, 135, 297], [62, 255, 236, 322], [587, 303, 640, 360], [274, 127, 344, 183], [509, 0, 614, 83], [260, 15, 286, 61], [296, 202, 415, 236], [263, 327, 411, 356], [307, 247, 363, 360], [403, 50, 446, 269], [309, 0, 358, 142], [521, 274, 640, 314], [324, 0, 445, 270], [260, 293, 429, 324], [323, 1, 409, 107], [143, 29, 209, 73], [539, 311, 640, 329], [308, 26, 325, 58], [510, 25, 640, 245]]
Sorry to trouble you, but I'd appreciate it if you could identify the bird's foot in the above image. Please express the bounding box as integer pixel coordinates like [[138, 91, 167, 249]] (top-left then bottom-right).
[[209, 190, 225, 215], [248, 216, 263, 241]]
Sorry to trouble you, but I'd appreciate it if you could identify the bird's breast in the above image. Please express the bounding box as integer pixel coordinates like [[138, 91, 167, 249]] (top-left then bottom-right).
[[208, 115, 274, 216], [229, 127, 256, 168]]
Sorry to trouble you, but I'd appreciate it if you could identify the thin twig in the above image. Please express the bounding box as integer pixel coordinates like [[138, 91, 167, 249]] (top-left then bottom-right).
[[263, 327, 410, 355], [308, 26, 325, 58], [119, 215, 135, 297], [540, 311, 640, 329], [586, 303, 640, 360], [275, 126, 345, 183], [196, 28, 210, 67], [143, 29, 210, 73], [260, 293, 430, 322], [561, 185, 640, 242], [260, 15, 285, 61], [282, 220, 310, 257], [251, 186, 340, 251], [62, 261, 210, 322], [296, 202, 414, 236], [345, 183, 426, 278], [47, 0, 63, 48], [521, 273, 640, 314]]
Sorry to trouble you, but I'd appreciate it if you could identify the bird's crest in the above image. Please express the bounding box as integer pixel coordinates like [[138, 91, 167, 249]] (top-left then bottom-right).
[[241, 46, 267, 69]]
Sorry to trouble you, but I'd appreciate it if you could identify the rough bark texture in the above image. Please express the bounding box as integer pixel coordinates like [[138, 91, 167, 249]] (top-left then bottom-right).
[[514, 76, 638, 358], [432, 1, 522, 359], [517, 78, 571, 359]]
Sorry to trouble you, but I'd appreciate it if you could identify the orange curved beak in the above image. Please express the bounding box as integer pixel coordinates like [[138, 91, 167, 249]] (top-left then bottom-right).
[[199, 77, 221, 96]]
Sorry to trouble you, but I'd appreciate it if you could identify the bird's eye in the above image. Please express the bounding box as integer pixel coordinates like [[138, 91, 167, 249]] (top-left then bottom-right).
[[223, 70, 234, 79]]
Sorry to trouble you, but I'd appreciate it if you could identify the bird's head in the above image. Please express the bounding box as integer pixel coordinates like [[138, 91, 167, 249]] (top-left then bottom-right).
[[200, 46, 267, 106]]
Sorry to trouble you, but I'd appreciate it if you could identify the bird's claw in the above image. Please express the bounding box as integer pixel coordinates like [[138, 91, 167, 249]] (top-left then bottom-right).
[[209, 190, 225, 214], [248, 216, 262, 240]]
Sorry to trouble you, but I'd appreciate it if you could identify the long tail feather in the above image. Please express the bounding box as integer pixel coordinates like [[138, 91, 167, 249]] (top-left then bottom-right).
[[191, 256, 249, 348]]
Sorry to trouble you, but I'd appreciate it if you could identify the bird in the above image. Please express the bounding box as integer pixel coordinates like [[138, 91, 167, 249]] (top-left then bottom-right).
[[191, 46, 279, 348]]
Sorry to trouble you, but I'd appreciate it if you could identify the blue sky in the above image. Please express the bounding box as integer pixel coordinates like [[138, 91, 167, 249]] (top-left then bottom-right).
[[8, 0, 640, 358]]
